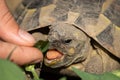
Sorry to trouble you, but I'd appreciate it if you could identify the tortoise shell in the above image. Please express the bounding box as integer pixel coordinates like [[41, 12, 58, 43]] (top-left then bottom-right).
[[13, 0, 120, 58]]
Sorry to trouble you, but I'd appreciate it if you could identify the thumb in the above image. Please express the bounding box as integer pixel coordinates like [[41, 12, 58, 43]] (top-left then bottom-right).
[[0, 1, 35, 46]]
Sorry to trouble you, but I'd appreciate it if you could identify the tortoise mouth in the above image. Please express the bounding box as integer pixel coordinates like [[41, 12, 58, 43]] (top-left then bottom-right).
[[46, 49, 63, 60], [44, 49, 65, 67]]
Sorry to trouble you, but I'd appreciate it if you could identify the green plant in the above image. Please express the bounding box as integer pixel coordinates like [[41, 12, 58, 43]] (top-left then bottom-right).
[[59, 77, 67, 80], [0, 59, 26, 80], [34, 40, 49, 53], [25, 65, 41, 80], [72, 67, 120, 80], [25, 40, 49, 80]]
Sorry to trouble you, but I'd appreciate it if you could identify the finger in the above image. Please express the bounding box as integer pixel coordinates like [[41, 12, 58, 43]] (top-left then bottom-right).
[[0, 41, 43, 65], [0, 0, 35, 46]]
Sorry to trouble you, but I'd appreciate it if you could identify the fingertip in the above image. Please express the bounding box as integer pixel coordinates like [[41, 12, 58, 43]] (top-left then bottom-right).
[[0, 28, 36, 46], [11, 46, 43, 65], [0, 5, 35, 46]]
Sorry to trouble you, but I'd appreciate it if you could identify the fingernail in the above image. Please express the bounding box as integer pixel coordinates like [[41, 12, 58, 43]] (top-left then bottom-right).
[[33, 59, 42, 63], [18, 29, 35, 43]]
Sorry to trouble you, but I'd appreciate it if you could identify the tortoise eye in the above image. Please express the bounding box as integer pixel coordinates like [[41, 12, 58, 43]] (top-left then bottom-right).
[[64, 39, 72, 44]]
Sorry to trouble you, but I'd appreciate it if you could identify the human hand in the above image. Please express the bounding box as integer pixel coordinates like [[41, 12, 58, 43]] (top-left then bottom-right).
[[0, 0, 43, 65]]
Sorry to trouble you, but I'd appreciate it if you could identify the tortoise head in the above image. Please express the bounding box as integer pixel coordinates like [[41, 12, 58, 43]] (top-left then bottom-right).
[[44, 22, 91, 68]]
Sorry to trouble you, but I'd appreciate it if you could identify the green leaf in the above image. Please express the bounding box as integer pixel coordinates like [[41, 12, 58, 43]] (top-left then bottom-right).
[[72, 67, 99, 80], [72, 67, 120, 80], [59, 77, 67, 80], [0, 59, 25, 80], [99, 72, 120, 80], [34, 40, 49, 53], [32, 40, 49, 79], [112, 70, 120, 78]]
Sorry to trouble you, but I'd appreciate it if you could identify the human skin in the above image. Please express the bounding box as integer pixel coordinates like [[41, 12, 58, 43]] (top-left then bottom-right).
[[0, 0, 43, 65]]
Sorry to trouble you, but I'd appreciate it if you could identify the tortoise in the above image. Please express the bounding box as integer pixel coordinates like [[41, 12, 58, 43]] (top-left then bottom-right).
[[7, 0, 120, 75]]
